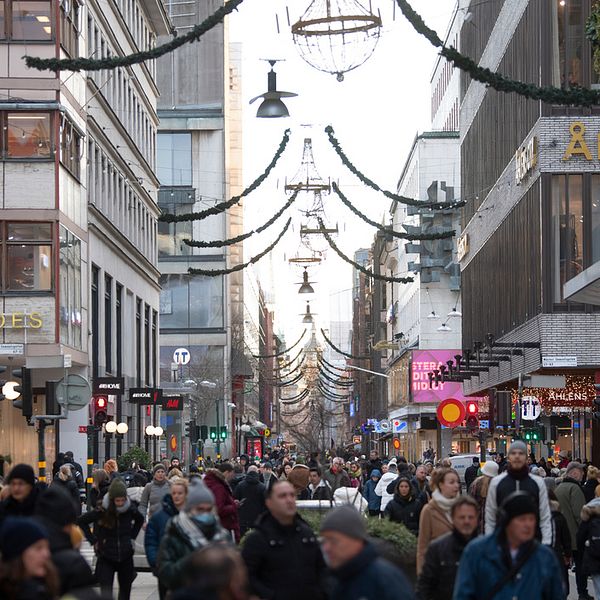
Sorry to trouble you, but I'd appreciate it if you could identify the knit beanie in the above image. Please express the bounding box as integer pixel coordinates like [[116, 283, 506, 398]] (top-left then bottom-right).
[[108, 478, 128, 500], [35, 486, 77, 526], [0, 518, 48, 561], [153, 464, 166, 475], [185, 479, 215, 511], [500, 491, 537, 524], [6, 463, 35, 486], [508, 441, 527, 454], [320, 506, 368, 541], [566, 461, 584, 476]]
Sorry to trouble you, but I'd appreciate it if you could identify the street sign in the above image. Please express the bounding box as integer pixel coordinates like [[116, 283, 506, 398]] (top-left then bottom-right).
[[0, 343, 23, 355], [479, 420, 490, 429], [393, 438, 401, 450], [64, 354, 72, 368], [173, 348, 191, 365], [379, 419, 391, 433], [78, 425, 87, 433], [542, 356, 577, 368], [56, 375, 92, 411], [436, 398, 466, 428], [264, 428, 271, 438], [521, 395, 541, 421], [522, 375, 566, 388]]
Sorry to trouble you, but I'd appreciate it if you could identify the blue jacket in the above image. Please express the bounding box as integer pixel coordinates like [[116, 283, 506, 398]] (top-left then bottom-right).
[[329, 542, 415, 600], [144, 493, 178, 569], [453, 532, 566, 600], [363, 472, 382, 512]]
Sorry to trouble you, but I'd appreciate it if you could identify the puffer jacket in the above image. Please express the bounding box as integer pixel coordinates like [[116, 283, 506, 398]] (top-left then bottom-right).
[[384, 491, 425, 534], [0, 485, 43, 527], [577, 497, 600, 576], [555, 476, 586, 550], [144, 493, 178, 569], [233, 470, 266, 534], [453, 532, 565, 600], [363, 472, 382, 512], [375, 471, 399, 512], [203, 468, 240, 541]]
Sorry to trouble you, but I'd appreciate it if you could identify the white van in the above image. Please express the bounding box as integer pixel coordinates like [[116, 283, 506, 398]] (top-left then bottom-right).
[[447, 454, 491, 485]]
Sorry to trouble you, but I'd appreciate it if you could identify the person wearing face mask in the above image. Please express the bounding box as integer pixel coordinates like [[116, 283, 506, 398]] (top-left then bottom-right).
[[77, 478, 144, 600], [384, 476, 426, 534], [145, 477, 188, 599], [416, 467, 460, 574], [157, 478, 231, 593], [0, 517, 60, 600]]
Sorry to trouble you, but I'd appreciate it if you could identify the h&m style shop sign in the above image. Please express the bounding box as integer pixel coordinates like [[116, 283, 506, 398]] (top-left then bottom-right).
[[128, 387, 182, 411]]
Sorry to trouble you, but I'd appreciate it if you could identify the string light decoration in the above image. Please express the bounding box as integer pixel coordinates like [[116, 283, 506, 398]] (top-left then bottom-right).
[[291, 0, 382, 82], [253, 330, 306, 359], [321, 328, 368, 360], [510, 375, 597, 409], [280, 389, 311, 404]]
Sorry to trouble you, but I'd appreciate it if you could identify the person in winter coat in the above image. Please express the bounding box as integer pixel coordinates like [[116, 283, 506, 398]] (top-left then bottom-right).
[[348, 463, 362, 490], [416, 495, 479, 600], [555, 461, 588, 599], [412, 465, 432, 500], [0, 517, 60, 600], [416, 467, 460, 574], [34, 486, 94, 596], [78, 478, 143, 600], [139, 464, 170, 520], [89, 468, 110, 509], [469, 460, 498, 533], [145, 478, 187, 599], [307, 467, 333, 502], [583, 465, 600, 503], [0, 464, 43, 528], [548, 489, 571, 590], [464, 458, 480, 492], [320, 505, 415, 600], [366, 450, 383, 478], [375, 461, 399, 513], [157, 479, 231, 593], [577, 488, 600, 599], [363, 469, 382, 516], [233, 465, 266, 536], [323, 457, 351, 493], [287, 464, 311, 499], [485, 441, 552, 545], [453, 492, 565, 600], [384, 476, 425, 534], [51, 465, 80, 514], [242, 480, 326, 600], [204, 464, 241, 542]]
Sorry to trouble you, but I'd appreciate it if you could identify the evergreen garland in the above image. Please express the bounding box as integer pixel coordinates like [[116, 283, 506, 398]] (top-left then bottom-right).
[[332, 183, 455, 240], [26, 0, 244, 72], [272, 349, 304, 372], [161, 130, 291, 224], [319, 369, 354, 387], [319, 360, 353, 381], [317, 383, 350, 400], [320, 357, 347, 372], [252, 330, 306, 359], [317, 218, 414, 284], [321, 328, 369, 361], [266, 356, 306, 382], [397, 0, 600, 107], [277, 371, 305, 388], [325, 126, 465, 210], [280, 389, 311, 405], [188, 217, 291, 277]]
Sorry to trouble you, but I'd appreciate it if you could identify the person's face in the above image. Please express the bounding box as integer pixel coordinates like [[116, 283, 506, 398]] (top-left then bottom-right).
[[370, 450, 378, 460], [331, 461, 341, 474], [189, 503, 213, 516], [415, 466, 426, 482], [309, 471, 320, 486], [508, 449, 527, 470], [506, 514, 537, 546], [453, 505, 478, 537], [570, 468, 584, 482], [320, 531, 364, 569], [114, 496, 127, 508], [265, 483, 296, 522], [22, 539, 50, 579], [350, 463, 358, 473], [439, 473, 460, 499], [171, 484, 187, 509], [371, 475, 379, 482], [154, 469, 166, 482], [398, 481, 411, 496], [284, 464, 292, 476], [9, 479, 33, 502], [171, 459, 180, 467], [223, 470, 235, 482], [382, 464, 388, 474]]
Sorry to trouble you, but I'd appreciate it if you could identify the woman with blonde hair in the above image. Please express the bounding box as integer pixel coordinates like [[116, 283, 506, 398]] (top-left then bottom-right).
[[104, 459, 118, 479], [416, 467, 460, 574], [89, 469, 109, 509], [51, 465, 80, 513], [584, 465, 600, 503]]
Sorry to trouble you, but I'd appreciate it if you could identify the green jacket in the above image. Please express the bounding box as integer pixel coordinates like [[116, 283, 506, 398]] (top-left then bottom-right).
[[555, 477, 585, 550]]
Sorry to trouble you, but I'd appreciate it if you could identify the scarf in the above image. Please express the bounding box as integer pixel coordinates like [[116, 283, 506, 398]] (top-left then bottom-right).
[[432, 489, 456, 522], [174, 512, 230, 550], [101, 494, 131, 514]]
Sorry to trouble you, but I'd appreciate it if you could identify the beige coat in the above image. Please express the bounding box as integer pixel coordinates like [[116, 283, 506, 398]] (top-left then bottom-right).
[[416, 499, 453, 574]]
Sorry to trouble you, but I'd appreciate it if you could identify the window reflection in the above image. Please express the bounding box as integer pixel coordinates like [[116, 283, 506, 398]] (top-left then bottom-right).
[[157, 133, 192, 186], [12, 1, 53, 40], [7, 113, 51, 158], [592, 176, 600, 264], [157, 201, 193, 257]]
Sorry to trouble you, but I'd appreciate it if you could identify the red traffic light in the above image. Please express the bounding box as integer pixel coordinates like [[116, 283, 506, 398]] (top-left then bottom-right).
[[466, 401, 479, 415], [95, 396, 107, 409]]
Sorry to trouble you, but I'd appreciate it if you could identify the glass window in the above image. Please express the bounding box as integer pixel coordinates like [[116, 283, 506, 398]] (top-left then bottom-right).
[[60, 119, 82, 179], [0, 3, 5, 39], [157, 133, 192, 186], [7, 223, 52, 241], [12, 1, 53, 40], [592, 176, 600, 264], [60, 0, 79, 56], [7, 113, 52, 158], [157, 200, 193, 257], [159, 274, 223, 329], [59, 226, 82, 348]]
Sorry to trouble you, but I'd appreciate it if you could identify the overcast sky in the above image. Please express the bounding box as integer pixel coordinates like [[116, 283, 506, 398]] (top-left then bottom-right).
[[228, 0, 456, 342]]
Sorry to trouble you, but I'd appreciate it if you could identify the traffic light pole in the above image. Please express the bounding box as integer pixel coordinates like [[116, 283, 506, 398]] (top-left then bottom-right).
[[216, 396, 221, 458]]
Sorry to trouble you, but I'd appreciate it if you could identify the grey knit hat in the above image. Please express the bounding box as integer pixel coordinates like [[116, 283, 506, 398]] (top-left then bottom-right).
[[185, 479, 215, 511], [508, 440, 527, 454], [320, 506, 368, 541], [566, 461, 584, 475]]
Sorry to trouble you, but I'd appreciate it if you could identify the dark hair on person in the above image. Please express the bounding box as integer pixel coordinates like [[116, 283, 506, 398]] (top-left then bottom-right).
[[266, 478, 293, 499], [309, 467, 322, 477], [430, 467, 459, 491], [183, 545, 247, 593], [0, 552, 60, 599], [217, 462, 233, 473], [451, 494, 479, 517]]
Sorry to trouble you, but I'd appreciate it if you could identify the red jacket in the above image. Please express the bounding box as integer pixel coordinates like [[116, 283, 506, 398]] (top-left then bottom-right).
[[204, 469, 240, 542]]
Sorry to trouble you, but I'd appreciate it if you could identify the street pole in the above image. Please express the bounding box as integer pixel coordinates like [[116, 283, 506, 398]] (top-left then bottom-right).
[[37, 421, 46, 483], [216, 396, 221, 458]]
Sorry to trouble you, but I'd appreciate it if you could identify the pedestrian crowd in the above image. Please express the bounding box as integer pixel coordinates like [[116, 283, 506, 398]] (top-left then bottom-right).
[[0, 444, 598, 599]]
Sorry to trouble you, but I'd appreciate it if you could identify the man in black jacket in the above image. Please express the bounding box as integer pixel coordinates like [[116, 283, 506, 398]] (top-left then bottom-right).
[[242, 480, 326, 600], [417, 495, 479, 600], [307, 467, 333, 501], [233, 465, 266, 536], [464, 458, 480, 491], [0, 463, 43, 527]]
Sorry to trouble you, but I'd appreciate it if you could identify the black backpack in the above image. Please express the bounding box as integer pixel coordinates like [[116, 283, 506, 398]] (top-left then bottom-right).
[[587, 517, 600, 560]]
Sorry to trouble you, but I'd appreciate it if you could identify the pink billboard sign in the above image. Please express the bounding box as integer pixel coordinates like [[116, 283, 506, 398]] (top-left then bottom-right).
[[412, 349, 475, 404]]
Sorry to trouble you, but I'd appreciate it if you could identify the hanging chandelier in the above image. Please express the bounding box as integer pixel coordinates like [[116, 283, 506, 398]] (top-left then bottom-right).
[[291, 0, 382, 82]]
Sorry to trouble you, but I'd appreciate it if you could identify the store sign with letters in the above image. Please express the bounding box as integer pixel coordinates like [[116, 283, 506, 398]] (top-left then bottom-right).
[[0, 312, 43, 329], [162, 394, 183, 411], [515, 136, 538, 183], [129, 388, 162, 405], [93, 377, 125, 395]]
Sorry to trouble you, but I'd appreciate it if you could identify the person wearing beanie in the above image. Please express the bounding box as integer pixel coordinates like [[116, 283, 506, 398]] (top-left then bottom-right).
[[204, 463, 241, 542], [320, 506, 414, 600], [469, 460, 499, 533], [157, 478, 230, 593], [242, 480, 326, 600], [484, 441, 552, 546], [0, 517, 60, 600], [34, 486, 94, 595], [454, 492, 565, 600], [0, 463, 42, 528], [384, 475, 426, 534], [555, 461, 588, 599], [77, 477, 143, 599], [139, 463, 170, 520]]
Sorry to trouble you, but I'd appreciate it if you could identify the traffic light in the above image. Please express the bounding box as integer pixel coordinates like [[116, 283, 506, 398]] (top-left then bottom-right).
[[209, 426, 217, 441], [184, 421, 191, 437], [594, 384, 600, 420], [220, 426, 227, 440], [523, 428, 542, 442], [189, 420, 198, 444], [465, 401, 479, 431], [200, 425, 209, 441], [10, 367, 32, 417], [93, 394, 108, 426]]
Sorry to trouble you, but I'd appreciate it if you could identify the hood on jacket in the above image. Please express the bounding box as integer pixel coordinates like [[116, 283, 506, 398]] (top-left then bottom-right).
[[161, 493, 178, 516], [370, 469, 382, 479], [581, 497, 600, 522], [204, 469, 227, 484], [244, 470, 260, 484]]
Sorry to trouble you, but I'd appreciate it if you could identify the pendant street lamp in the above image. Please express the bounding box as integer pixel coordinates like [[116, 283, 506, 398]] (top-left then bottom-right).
[[302, 301, 314, 324], [297, 267, 315, 294], [250, 60, 298, 118]]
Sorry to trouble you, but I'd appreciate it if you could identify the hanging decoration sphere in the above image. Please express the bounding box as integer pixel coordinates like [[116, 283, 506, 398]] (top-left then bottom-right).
[[291, 0, 382, 81]]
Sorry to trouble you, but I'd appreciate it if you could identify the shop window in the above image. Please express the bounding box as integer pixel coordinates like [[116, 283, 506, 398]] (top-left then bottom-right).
[[157, 132, 192, 186], [59, 226, 82, 348], [59, 118, 82, 179], [592, 175, 600, 264], [3, 222, 53, 292], [6, 112, 52, 158], [60, 0, 80, 57], [11, 1, 53, 40]]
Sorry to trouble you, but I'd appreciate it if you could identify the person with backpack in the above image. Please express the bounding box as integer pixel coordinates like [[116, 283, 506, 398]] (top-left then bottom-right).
[[577, 485, 600, 599]]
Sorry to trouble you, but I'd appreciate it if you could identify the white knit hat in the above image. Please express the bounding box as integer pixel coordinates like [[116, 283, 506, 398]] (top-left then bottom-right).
[[481, 461, 499, 478]]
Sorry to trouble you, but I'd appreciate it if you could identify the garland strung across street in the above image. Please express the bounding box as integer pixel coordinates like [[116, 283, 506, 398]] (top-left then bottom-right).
[[188, 218, 291, 277], [318, 369, 354, 387], [161, 130, 290, 224], [184, 190, 299, 248], [325, 126, 465, 210], [277, 371, 305, 387], [280, 389, 311, 405], [26, 0, 245, 72], [396, 0, 600, 108], [318, 361, 347, 379], [253, 330, 306, 359], [273, 348, 304, 371], [317, 383, 350, 401], [332, 183, 455, 240], [318, 218, 415, 284], [320, 357, 347, 372], [320, 328, 368, 361]]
